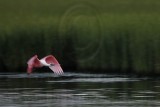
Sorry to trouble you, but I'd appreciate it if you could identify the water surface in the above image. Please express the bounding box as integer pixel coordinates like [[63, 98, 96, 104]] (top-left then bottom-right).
[[0, 72, 160, 107]]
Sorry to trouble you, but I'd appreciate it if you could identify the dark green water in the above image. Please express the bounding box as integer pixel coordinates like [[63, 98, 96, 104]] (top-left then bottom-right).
[[0, 72, 160, 107]]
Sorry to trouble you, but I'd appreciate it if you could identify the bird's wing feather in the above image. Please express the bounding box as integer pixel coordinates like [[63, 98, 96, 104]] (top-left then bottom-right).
[[27, 55, 41, 74], [49, 64, 63, 75], [44, 55, 59, 64], [43, 55, 63, 74]]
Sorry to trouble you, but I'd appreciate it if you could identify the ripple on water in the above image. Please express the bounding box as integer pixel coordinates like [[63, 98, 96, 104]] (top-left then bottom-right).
[[0, 72, 160, 107], [47, 77, 139, 83]]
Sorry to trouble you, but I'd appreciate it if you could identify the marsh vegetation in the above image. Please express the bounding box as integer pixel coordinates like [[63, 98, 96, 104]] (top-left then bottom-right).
[[0, 0, 160, 75]]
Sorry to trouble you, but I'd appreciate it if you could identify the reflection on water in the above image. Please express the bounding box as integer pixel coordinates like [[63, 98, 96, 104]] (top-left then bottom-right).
[[0, 72, 160, 107]]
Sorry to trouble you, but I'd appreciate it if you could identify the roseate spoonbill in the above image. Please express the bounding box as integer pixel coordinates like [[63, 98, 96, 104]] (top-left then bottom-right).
[[27, 55, 63, 75]]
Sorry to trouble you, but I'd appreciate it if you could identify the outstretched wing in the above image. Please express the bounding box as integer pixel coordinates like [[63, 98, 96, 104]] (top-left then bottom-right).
[[44, 55, 63, 74], [27, 55, 41, 74]]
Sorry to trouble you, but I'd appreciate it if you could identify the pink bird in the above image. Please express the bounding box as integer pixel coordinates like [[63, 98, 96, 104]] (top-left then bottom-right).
[[27, 55, 63, 75]]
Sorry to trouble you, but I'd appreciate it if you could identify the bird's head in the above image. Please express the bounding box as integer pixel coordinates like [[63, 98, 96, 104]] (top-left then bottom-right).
[[50, 63, 55, 66]]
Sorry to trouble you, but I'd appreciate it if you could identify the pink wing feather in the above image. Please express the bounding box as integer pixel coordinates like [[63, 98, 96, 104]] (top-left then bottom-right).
[[27, 55, 41, 74], [44, 55, 63, 74]]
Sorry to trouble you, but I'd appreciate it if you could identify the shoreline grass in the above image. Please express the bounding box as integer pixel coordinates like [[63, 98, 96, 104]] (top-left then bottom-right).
[[0, 0, 160, 75]]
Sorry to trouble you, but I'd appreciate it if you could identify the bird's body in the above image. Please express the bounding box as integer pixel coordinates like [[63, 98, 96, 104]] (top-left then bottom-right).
[[27, 55, 63, 75], [40, 58, 51, 66]]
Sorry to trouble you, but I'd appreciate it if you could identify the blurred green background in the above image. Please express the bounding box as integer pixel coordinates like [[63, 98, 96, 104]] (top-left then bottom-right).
[[0, 0, 160, 75]]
